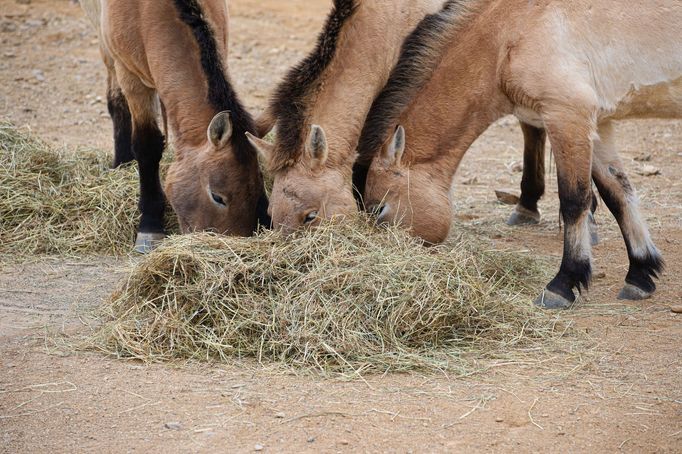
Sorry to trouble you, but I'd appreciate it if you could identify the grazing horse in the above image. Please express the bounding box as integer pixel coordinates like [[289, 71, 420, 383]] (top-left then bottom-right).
[[81, 0, 269, 252], [361, 0, 680, 308]]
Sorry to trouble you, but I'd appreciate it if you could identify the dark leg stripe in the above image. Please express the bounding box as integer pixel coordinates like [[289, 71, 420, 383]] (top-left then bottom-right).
[[518, 123, 546, 213], [134, 122, 166, 234], [107, 87, 134, 168]]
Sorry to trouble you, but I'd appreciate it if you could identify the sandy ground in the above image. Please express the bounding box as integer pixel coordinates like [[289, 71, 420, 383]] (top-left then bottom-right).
[[1, 0, 681, 452]]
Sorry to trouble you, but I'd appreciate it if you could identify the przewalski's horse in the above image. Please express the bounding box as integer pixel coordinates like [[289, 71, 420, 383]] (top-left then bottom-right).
[[81, 0, 269, 251], [357, 1, 601, 238], [245, 0, 453, 233], [362, 0, 680, 309]]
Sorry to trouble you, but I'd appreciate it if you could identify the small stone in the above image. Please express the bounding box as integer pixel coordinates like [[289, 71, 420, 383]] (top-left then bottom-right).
[[495, 417, 504, 422], [340, 440, 349, 446], [494, 189, 520, 206], [637, 165, 661, 176], [32, 69, 45, 82], [274, 412, 285, 419], [1, 21, 17, 33], [462, 176, 479, 186], [670, 306, 682, 314], [164, 422, 182, 431], [634, 154, 652, 162], [594, 271, 606, 279], [508, 160, 523, 173], [254, 444, 264, 451], [307, 437, 316, 443]]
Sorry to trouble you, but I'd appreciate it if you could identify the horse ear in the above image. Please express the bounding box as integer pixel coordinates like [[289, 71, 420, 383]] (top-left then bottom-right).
[[208, 111, 233, 149], [245, 132, 275, 165], [384, 125, 405, 165], [306, 124, 328, 168]]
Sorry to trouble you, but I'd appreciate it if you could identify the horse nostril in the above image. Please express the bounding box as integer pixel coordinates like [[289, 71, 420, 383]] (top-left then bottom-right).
[[369, 203, 385, 217], [371, 204, 391, 226]]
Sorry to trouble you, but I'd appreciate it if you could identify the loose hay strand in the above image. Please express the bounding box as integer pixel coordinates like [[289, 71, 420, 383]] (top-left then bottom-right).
[[92, 221, 571, 375]]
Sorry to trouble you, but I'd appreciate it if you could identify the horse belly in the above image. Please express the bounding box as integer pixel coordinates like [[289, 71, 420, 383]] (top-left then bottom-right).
[[607, 77, 682, 121]]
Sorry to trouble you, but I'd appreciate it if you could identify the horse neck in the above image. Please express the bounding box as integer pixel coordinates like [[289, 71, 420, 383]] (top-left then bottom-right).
[[305, 0, 444, 168], [402, 10, 511, 185], [164, 95, 216, 153]]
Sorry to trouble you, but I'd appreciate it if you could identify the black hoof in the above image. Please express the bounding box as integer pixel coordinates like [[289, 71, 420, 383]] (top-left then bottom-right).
[[588, 213, 599, 246], [617, 283, 653, 301], [507, 205, 541, 226], [534, 289, 575, 310], [134, 232, 166, 254]]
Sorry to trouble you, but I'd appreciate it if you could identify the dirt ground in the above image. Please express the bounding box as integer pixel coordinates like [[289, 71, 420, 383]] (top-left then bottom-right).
[[1, 0, 681, 452]]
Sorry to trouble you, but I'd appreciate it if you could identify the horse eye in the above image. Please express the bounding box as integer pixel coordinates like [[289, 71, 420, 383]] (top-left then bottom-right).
[[211, 192, 227, 206], [304, 211, 318, 225]]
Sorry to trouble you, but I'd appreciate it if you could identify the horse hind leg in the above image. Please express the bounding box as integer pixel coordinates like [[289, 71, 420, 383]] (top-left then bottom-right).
[[591, 122, 663, 300], [508, 122, 545, 226], [102, 49, 134, 168], [116, 65, 166, 253]]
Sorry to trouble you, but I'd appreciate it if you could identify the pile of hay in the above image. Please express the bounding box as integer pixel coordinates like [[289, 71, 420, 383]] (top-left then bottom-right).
[[0, 122, 175, 256], [94, 222, 566, 375]]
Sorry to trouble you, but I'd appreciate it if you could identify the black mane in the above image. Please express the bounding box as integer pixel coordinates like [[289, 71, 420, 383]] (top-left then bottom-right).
[[172, 0, 257, 164], [269, 0, 357, 170], [356, 0, 472, 164]]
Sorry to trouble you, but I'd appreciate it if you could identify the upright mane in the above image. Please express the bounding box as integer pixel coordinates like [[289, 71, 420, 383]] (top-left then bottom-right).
[[172, 0, 257, 164], [356, 0, 475, 163], [269, 0, 358, 171]]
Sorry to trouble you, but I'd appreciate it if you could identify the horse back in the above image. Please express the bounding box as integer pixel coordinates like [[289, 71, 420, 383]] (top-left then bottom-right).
[[501, 0, 682, 121]]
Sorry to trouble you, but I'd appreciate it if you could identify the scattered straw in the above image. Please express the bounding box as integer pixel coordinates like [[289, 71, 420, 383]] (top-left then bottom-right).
[[92, 220, 572, 375], [0, 121, 176, 257]]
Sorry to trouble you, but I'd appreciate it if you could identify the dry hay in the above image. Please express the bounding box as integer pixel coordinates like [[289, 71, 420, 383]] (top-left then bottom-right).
[[93, 221, 573, 375], [0, 122, 175, 257]]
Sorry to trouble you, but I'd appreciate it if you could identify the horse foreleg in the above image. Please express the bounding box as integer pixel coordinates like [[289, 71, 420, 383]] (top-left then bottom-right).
[[535, 109, 595, 309], [117, 66, 166, 253], [510, 122, 600, 245]]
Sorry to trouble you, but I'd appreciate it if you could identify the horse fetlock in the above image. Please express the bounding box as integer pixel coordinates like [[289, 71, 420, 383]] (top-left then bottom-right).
[[134, 232, 166, 254], [587, 212, 599, 246], [623, 252, 664, 296], [507, 204, 541, 226]]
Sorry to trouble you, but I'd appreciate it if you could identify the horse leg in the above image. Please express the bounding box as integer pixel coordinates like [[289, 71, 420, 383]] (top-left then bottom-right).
[[590, 122, 664, 300], [508, 122, 545, 225], [116, 65, 166, 253], [534, 107, 595, 309], [587, 189, 599, 246], [102, 48, 134, 168]]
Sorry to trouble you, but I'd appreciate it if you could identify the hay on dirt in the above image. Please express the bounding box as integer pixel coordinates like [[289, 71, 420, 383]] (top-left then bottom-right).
[[0, 122, 175, 256], [94, 221, 568, 375]]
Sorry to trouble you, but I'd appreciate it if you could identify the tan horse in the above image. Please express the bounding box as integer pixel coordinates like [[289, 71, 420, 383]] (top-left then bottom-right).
[[81, 0, 269, 252], [246, 0, 454, 234], [362, 0, 680, 308]]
